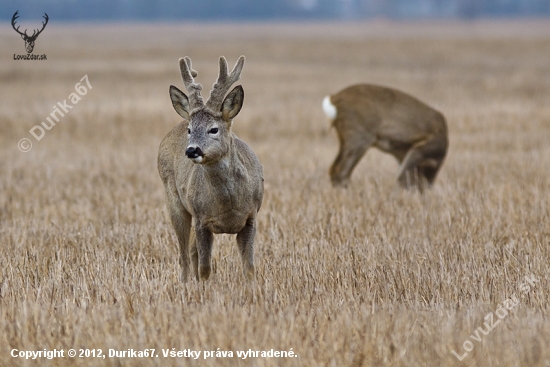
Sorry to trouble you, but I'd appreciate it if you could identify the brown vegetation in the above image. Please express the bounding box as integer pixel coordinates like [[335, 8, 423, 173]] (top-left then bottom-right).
[[0, 20, 549, 366]]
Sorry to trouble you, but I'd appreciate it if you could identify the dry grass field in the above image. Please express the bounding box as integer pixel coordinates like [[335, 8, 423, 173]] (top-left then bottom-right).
[[1, 20, 549, 366]]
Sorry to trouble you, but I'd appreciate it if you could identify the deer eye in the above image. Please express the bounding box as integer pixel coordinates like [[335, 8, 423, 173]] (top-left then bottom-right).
[[187, 128, 191, 135], [208, 128, 219, 135]]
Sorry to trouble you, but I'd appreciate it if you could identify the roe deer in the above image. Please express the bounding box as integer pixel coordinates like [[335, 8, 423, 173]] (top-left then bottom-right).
[[323, 84, 448, 191], [158, 56, 264, 281]]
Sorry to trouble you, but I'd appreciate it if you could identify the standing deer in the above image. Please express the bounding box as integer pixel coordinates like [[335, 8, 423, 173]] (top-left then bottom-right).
[[11, 11, 49, 54], [158, 56, 264, 281], [323, 84, 448, 191]]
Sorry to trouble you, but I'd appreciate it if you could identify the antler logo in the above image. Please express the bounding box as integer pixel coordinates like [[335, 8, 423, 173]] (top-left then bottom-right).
[[12, 10, 49, 54]]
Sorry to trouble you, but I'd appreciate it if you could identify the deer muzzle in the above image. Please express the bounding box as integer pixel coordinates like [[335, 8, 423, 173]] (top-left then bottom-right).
[[185, 146, 204, 163]]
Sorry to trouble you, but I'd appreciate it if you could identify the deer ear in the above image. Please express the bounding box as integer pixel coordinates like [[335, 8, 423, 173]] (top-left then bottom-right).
[[170, 85, 190, 120], [20, 34, 25, 40], [221, 85, 244, 121]]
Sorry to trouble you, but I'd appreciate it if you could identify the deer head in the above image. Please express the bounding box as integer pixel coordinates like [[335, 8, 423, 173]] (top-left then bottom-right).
[[12, 11, 49, 54], [169, 56, 245, 165]]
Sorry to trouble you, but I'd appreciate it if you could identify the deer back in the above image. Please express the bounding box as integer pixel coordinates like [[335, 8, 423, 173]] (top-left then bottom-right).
[[329, 84, 447, 148]]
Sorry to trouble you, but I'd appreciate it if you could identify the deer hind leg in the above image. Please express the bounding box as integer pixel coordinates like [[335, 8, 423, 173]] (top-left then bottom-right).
[[164, 183, 192, 282], [195, 225, 214, 280], [397, 138, 446, 191], [236, 217, 256, 280], [330, 129, 375, 187]]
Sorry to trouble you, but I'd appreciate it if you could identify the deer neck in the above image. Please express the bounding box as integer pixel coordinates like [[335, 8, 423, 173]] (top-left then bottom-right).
[[201, 135, 243, 187]]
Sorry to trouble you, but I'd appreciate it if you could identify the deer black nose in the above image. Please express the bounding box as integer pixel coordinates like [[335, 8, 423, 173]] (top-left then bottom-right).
[[185, 146, 204, 159]]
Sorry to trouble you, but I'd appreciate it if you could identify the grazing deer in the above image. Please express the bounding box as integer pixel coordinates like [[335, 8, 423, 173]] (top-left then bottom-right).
[[323, 84, 448, 190], [158, 56, 264, 281], [11, 11, 49, 54]]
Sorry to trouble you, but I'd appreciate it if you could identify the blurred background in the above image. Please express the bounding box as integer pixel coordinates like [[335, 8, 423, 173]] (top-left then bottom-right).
[[1, 0, 550, 21]]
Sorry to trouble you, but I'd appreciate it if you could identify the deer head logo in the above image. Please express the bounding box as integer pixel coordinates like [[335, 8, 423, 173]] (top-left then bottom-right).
[[12, 11, 49, 54]]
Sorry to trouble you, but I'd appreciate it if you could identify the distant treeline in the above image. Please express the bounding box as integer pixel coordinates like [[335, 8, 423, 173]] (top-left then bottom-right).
[[2, 0, 549, 21]]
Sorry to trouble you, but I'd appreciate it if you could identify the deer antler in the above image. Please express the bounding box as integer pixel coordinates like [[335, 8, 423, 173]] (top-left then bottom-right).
[[205, 56, 245, 112], [11, 11, 49, 40], [11, 11, 27, 37], [178, 57, 204, 111], [30, 13, 49, 40]]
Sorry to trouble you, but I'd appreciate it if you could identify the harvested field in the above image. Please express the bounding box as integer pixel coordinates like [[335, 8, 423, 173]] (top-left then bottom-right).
[[1, 20, 549, 366]]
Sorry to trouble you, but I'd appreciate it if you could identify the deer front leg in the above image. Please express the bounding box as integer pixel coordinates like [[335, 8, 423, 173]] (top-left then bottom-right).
[[236, 217, 256, 280], [164, 184, 192, 282], [195, 224, 214, 280], [397, 146, 425, 190], [397, 138, 446, 191]]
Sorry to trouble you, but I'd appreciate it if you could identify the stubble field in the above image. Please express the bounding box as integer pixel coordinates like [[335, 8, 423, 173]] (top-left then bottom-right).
[[0, 20, 549, 366]]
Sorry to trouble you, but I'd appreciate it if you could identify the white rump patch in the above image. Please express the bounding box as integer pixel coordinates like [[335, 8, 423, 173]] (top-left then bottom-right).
[[322, 95, 337, 121]]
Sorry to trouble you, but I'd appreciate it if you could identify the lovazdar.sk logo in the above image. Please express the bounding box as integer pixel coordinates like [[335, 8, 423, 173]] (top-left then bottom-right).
[[12, 10, 48, 60]]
